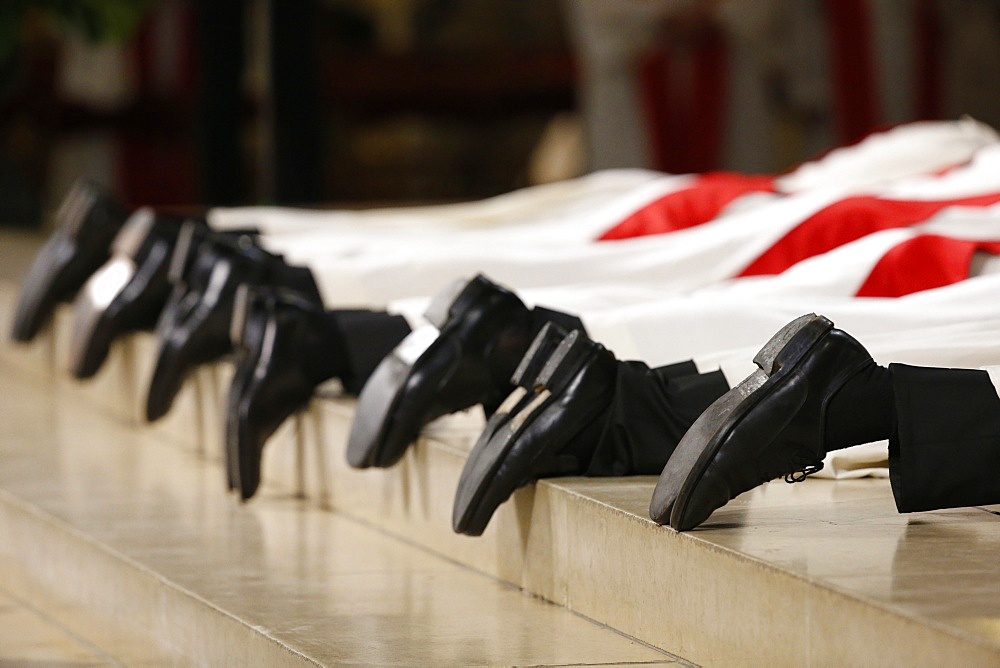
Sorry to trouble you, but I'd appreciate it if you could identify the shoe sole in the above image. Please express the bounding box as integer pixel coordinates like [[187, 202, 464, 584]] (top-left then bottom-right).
[[146, 339, 187, 422], [449, 323, 568, 531], [225, 285, 264, 492], [345, 278, 477, 469], [348, 276, 522, 469], [230, 309, 322, 501], [69, 234, 175, 379], [148, 267, 242, 421], [11, 184, 116, 342], [477, 321, 568, 440], [345, 324, 441, 468], [67, 257, 138, 378], [648, 313, 832, 528], [452, 329, 598, 536]]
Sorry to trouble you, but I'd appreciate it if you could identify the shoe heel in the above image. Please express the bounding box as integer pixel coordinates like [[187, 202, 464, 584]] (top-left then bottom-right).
[[492, 322, 568, 417], [510, 321, 567, 388], [423, 274, 518, 330], [168, 221, 204, 285], [58, 180, 125, 238], [57, 183, 98, 237], [752, 313, 832, 375], [423, 276, 470, 328], [534, 329, 596, 394], [230, 284, 252, 348]]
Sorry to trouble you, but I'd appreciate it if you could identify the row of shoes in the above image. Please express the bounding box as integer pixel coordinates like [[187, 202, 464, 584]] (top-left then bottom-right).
[[12, 180, 861, 535]]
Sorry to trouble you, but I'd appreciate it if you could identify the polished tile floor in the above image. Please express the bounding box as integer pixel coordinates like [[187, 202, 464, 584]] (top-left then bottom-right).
[[0, 230, 108, 666], [0, 227, 44, 283], [0, 221, 688, 665], [0, 586, 111, 665]]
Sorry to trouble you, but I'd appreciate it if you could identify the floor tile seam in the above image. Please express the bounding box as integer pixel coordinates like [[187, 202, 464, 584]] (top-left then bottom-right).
[[0, 579, 126, 666], [527, 662, 685, 667], [799, 560, 1000, 655], [0, 364, 675, 666], [320, 502, 683, 662], [0, 486, 324, 667], [0, 352, 221, 462]]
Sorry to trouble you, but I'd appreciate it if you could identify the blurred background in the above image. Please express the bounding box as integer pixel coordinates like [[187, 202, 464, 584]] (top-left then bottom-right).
[[1, 0, 999, 227]]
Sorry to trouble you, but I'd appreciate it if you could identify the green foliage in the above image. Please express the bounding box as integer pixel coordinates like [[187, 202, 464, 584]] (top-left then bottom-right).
[[0, 0, 158, 66], [37, 0, 158, 44]]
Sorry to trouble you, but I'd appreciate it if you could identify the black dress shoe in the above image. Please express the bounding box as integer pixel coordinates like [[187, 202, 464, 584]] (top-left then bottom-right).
[[453, 326, 732, 536], [463, 321, 569, 454], [346, 274, 581, 470], [650, 314, 874, 531], [147, 227, 273, 420], [11, 180, 127, 342], [154, 222, 261, 336], [226, 286, 347, 500], [145, 227, 318, 422], [452, 325, 616, 536], [67, 209, 201, 379]]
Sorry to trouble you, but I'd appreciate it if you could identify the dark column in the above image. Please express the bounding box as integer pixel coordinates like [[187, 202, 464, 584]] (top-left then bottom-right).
[[196, 1, 247, 206], [270, 0, 324, 205]]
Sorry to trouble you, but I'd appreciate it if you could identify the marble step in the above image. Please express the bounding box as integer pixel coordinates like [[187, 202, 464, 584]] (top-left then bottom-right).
[[0, 349, 684, 666], [0, 553, 189, 666], [3, 284, 1000, 666]]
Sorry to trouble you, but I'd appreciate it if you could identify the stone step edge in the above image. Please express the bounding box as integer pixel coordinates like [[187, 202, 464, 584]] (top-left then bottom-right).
[[153, 376, 1000, 665], [3, 302, 1000, 664], [0, 485, 321, 667]]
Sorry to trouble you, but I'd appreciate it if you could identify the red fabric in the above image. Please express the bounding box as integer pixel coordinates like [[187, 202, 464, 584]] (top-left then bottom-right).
[[598, 172, 776, 241], [119, 4, 199, 207], [825, 0, 880, 144], [856, 235, 1000, 297], [739, 192, 1000, 277]]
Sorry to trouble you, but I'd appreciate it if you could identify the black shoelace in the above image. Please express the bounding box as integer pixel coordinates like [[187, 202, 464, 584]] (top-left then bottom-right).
[[784, 452, 825, 483]]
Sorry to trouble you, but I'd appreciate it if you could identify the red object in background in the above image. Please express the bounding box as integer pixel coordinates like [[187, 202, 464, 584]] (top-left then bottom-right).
[[824, 0, 880, 145], [115, 2, 200, 208], [639, 23, 730, 175], [116, 130, 198, 210]]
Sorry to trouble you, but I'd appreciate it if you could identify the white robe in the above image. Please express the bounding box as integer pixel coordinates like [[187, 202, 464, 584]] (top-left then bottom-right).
[[200, 120, 998, 307]]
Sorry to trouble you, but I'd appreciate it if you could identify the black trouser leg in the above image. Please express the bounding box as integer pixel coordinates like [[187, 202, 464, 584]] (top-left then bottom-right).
[[889, 363, 1000, 512], [586, 362, 730, 476], [332, 310, 412, 394]]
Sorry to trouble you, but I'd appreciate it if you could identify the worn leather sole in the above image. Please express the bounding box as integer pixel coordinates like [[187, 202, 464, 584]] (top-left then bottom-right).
[[347, 274, 528, 470], [345, 325, 448, 468], [452, 327, 609, 537], [648, 313, 831, 529], [459, 322, 568, 462]]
